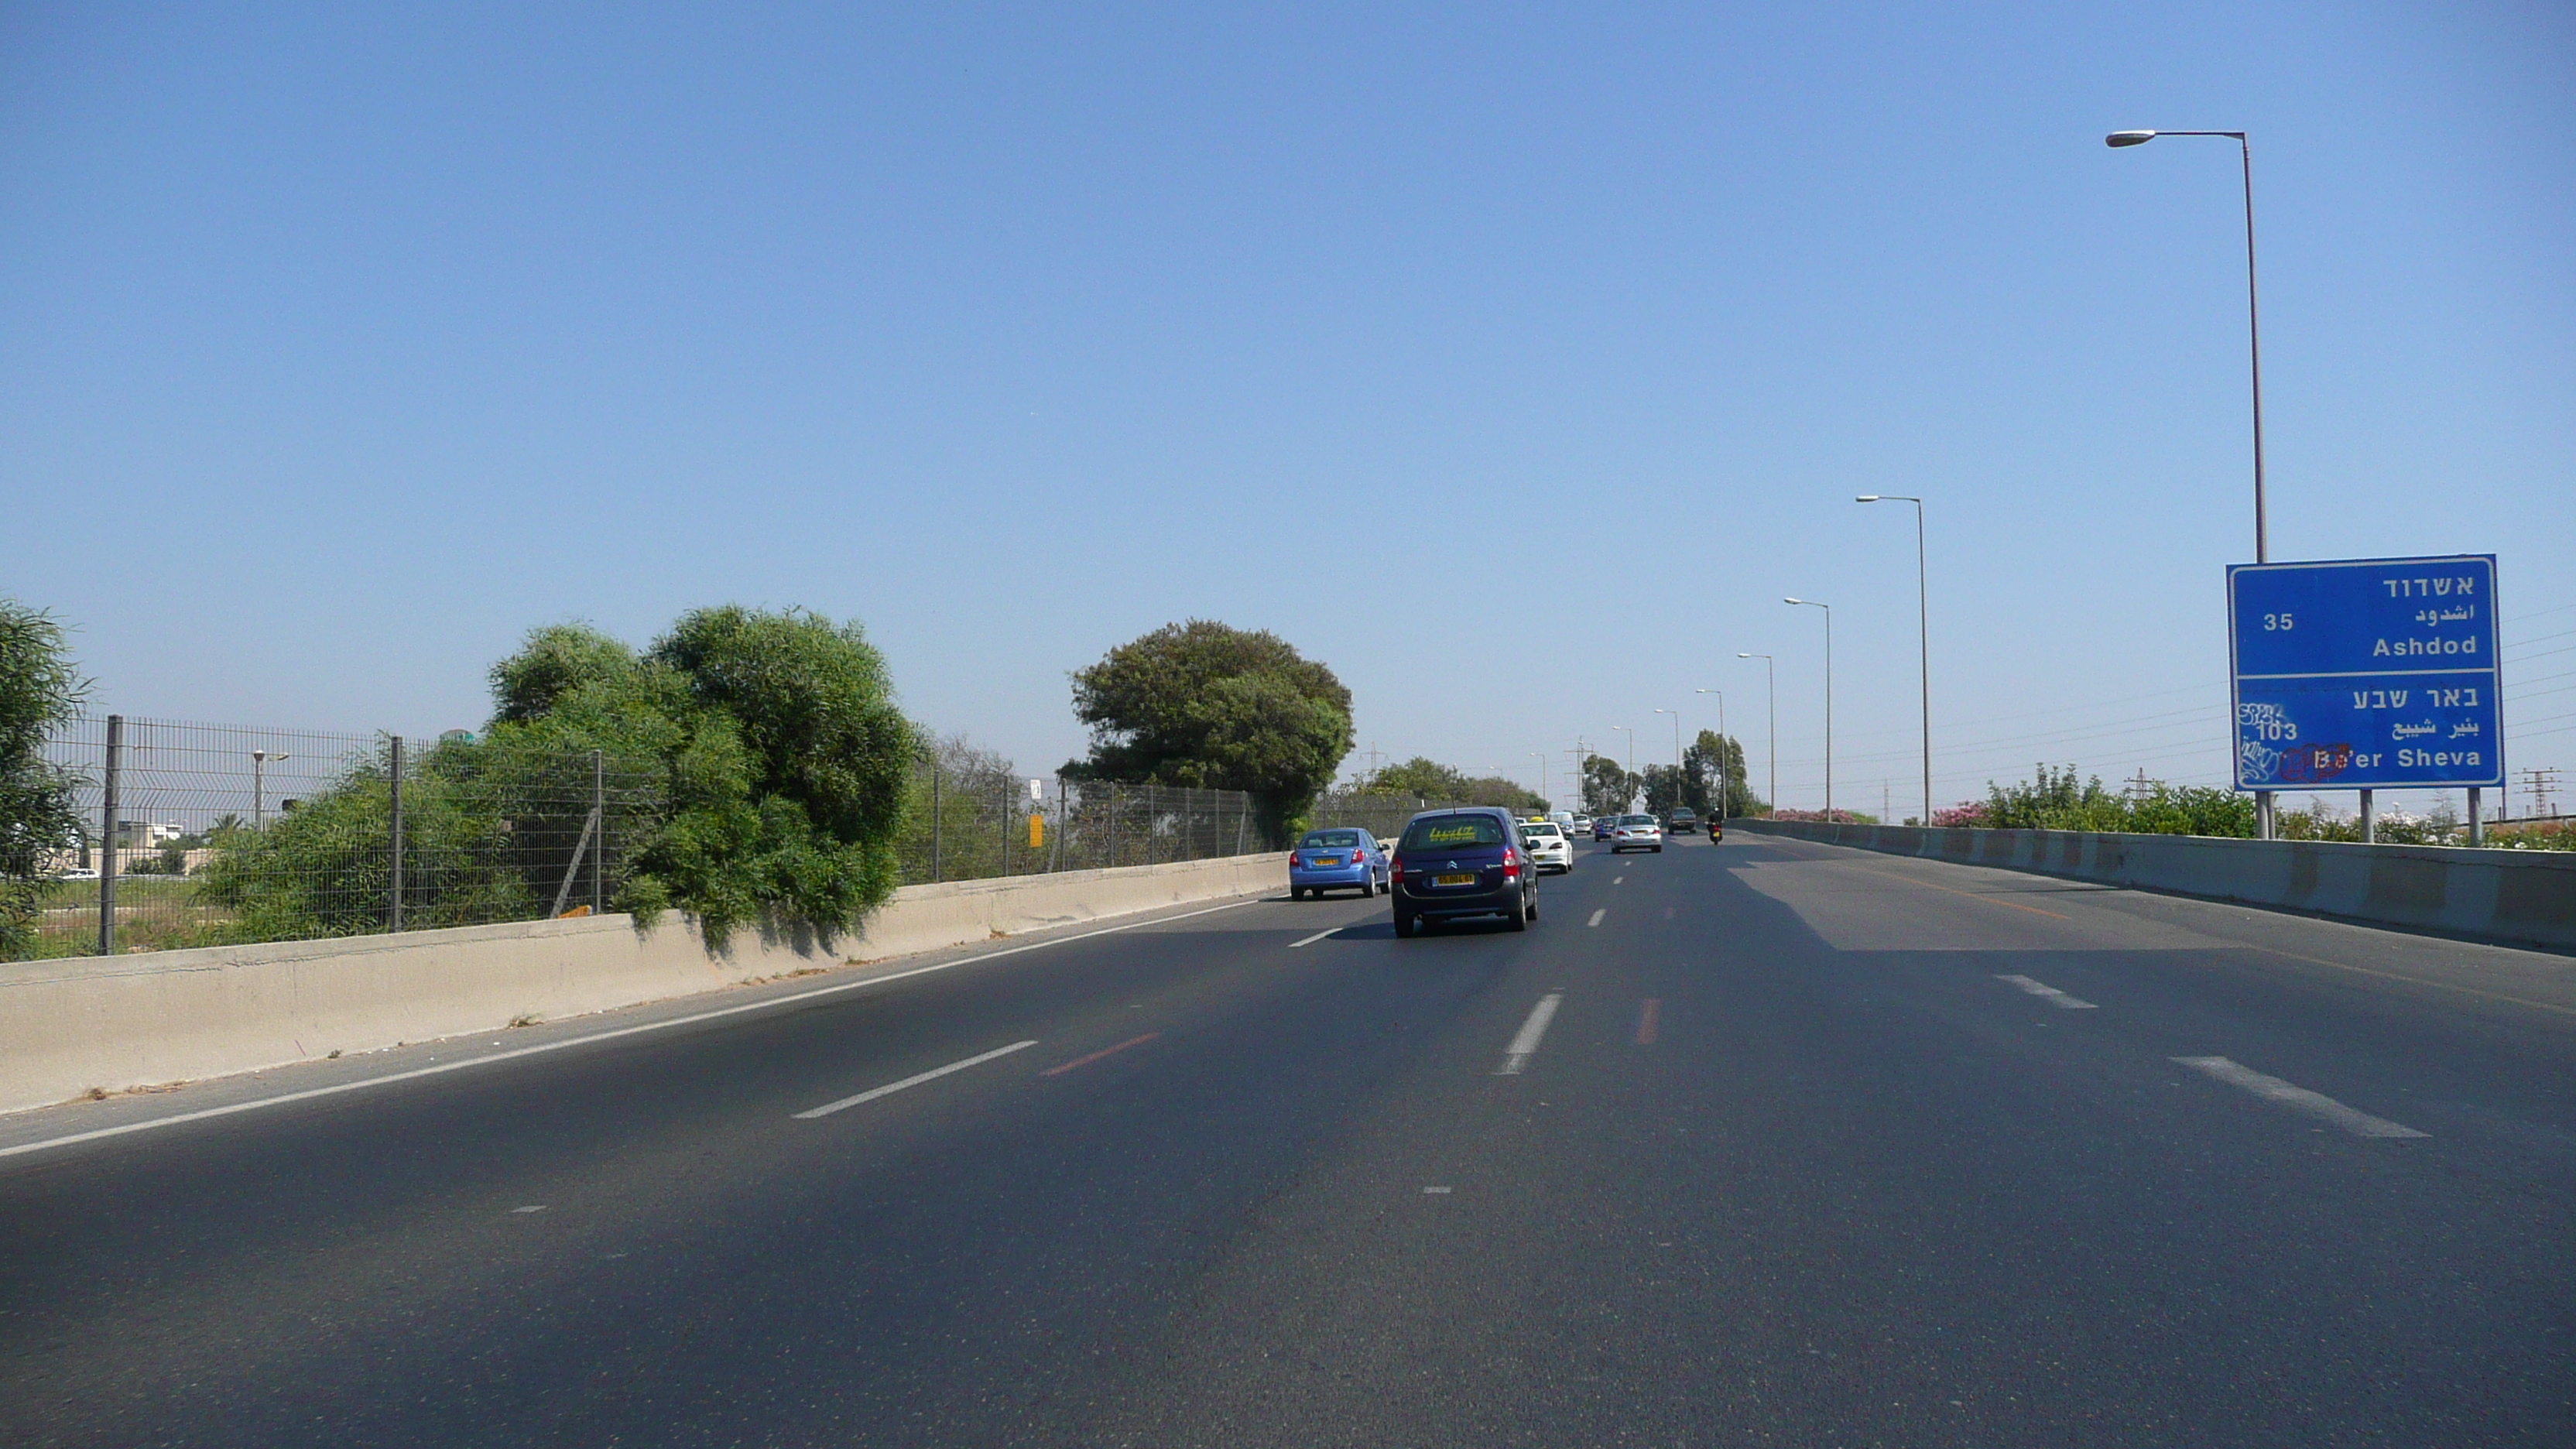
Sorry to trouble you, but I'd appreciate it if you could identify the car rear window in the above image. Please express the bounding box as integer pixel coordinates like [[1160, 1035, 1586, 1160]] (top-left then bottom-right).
[[1299, 831, 1362, 848], [1401, 816, 1506, 851], [1619, 814, 1656, 825], [1523, 824, 1562, 837]]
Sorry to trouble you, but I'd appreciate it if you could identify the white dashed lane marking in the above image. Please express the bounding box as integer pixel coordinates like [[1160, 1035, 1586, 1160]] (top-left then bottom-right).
[[2170, 1056, 2429, 1139], [1996, 974, 2098, 1009], [1587, 909, 1606, 928], [1289, 927, 1341, 948], [1495, 994, 1563, 1076], [794, 1040, 1038, 1119]]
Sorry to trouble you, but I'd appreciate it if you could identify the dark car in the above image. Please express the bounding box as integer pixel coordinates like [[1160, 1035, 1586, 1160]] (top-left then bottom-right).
[[1667, 807, 1699, 837], [1389, 807, 1538, 937], [1592, 816, 1617, 841]]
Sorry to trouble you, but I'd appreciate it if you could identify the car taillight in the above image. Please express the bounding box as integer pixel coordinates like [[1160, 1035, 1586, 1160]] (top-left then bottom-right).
[[1388, 855, 1403, 881], [1502, 849, 1520, 879]]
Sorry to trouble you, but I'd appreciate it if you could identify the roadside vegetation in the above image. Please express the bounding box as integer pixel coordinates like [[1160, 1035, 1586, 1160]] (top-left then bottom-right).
[[206, 608, 916, 948], [1348, 757, 1544, 814], [1914, 763, 2568, 848], [1064, 620, 1352, 844], [0, 598, 89, 958]]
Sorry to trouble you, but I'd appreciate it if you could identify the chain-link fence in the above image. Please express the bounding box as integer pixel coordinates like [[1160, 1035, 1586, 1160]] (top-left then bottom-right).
[[10, 713, 1279, 960], [15, 714, 659, 960], [892, 768, 1259, 883]]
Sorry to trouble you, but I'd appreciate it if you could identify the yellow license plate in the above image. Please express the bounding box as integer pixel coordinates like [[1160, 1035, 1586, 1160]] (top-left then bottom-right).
[[1434, 872, 1477, 886], [1310, 855, 1339, 865]]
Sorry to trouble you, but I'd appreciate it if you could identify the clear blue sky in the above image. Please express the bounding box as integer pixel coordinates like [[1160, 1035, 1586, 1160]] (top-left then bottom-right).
[[6, 2, 2571, 816]]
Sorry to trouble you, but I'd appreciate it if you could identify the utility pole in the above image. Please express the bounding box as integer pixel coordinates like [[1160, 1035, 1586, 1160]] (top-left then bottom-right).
[[2523, 766, 2562, 820]]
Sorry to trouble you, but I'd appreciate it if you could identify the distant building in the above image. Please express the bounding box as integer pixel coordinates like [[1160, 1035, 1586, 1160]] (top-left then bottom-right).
[[114, 820, 184, 848]]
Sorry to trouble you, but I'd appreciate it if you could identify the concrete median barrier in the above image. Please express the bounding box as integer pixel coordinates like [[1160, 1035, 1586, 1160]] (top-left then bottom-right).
[[1734, 819, 2574, 952], [0, 851, 1289, 1115]]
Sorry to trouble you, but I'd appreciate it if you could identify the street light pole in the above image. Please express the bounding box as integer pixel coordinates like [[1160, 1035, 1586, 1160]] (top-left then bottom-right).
[[1612, 726, 1636, 809], [250, 749, 290, 830], [1530, 752, 1549, 814], [1738, 653, 1775, 814], [1785, 599, 1832, 816], [2108, 126, 2273, 838], [1858, 495, 1931, 824]]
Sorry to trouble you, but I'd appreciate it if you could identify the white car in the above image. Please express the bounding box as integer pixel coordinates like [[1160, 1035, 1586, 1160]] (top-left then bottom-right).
[[1608, 814, 1664, 853], [1518, 820, 1574, 874], [1570, 814, 1593, 838]]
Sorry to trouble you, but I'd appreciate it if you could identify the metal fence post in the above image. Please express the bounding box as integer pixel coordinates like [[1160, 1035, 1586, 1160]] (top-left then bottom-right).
[[389, 736, 404, 932], [1108, 783, 1118, 868], [931, 768, 943, 883], [999, 779, 1011, 878], [98, 714, 122, 957], [593, 749, 606, 914], [1054, 779, 1067, 872]]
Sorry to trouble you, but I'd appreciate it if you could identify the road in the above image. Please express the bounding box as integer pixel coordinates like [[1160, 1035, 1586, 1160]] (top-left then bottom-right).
[[2, 832, 2569, 1445]]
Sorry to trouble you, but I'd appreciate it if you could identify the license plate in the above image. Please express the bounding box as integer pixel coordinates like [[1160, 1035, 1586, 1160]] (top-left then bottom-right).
[[1434, 872, 1477, 887], [1309, 855, 1338, 865]]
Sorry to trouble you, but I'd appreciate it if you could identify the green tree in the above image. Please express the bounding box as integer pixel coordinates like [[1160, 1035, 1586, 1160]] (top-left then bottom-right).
[[1354, 757, 1543, 813], [489, 623, 639, 723], [0, 599, 88, 958], [1067, 621, 1353, 842], [1581, 754, 1638, 815], [1679, 729, 1762, 817]]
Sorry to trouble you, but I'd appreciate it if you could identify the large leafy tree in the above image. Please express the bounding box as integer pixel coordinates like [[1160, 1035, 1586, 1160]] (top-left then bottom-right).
[[1580, 754, 1638, 816], [1681, 729, 1762, 817], [1067, 621, 1352, 841], [0, 600, 87, 957]]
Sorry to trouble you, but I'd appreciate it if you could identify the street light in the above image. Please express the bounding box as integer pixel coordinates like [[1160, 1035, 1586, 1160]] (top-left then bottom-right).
[[1858, 495, 1931, 824], [1738, 653, 1775, 814], [1611, 725, 1636, 808], [2108, 125, 2275, 838], [1530, 751, 1549, 814], [1784, 599, 1832, 816], [250, 749, 291, 830], [1694, 689, 1725, 822]]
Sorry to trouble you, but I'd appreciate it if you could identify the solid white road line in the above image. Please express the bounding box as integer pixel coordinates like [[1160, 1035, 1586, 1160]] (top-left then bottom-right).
[[1289, 927, 1341, 948], [0, 896, 1265, 1161], [1996, 974, 2099, 1010], [2170, 1056, 2430, 1139], [1495, 994, 1564, 1076], [1587, 909, 1606, 928], [795, 1040, 1038, 1119]]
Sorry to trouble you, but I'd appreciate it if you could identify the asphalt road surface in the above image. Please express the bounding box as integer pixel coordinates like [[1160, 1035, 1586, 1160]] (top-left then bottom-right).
[[2, 832, 2569, 1446]]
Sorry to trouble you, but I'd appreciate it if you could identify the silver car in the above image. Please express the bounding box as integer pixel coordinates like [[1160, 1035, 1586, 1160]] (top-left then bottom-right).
[[1608, 814, 1664, 853]]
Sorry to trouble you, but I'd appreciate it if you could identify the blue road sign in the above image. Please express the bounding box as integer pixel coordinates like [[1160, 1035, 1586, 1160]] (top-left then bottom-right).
[[2227, 555, 2502, 792]]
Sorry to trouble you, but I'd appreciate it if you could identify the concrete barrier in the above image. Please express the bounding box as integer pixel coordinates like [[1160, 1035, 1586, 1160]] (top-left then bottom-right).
[[0, 851, 1290, 1115], [1732, 819, 2575, 951]]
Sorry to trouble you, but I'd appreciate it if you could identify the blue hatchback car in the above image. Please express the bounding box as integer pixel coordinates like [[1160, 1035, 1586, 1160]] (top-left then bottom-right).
[[1290, 827, 1388, 899]]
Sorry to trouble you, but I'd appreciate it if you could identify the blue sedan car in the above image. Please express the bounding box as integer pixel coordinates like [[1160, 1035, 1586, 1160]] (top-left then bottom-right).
[[1290, 828, 1388, 899]]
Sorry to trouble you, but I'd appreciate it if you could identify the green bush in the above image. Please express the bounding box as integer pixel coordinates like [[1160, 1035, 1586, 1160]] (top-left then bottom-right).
[[203, 608, 918, 950], [1968, 764, 2255, 837]]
